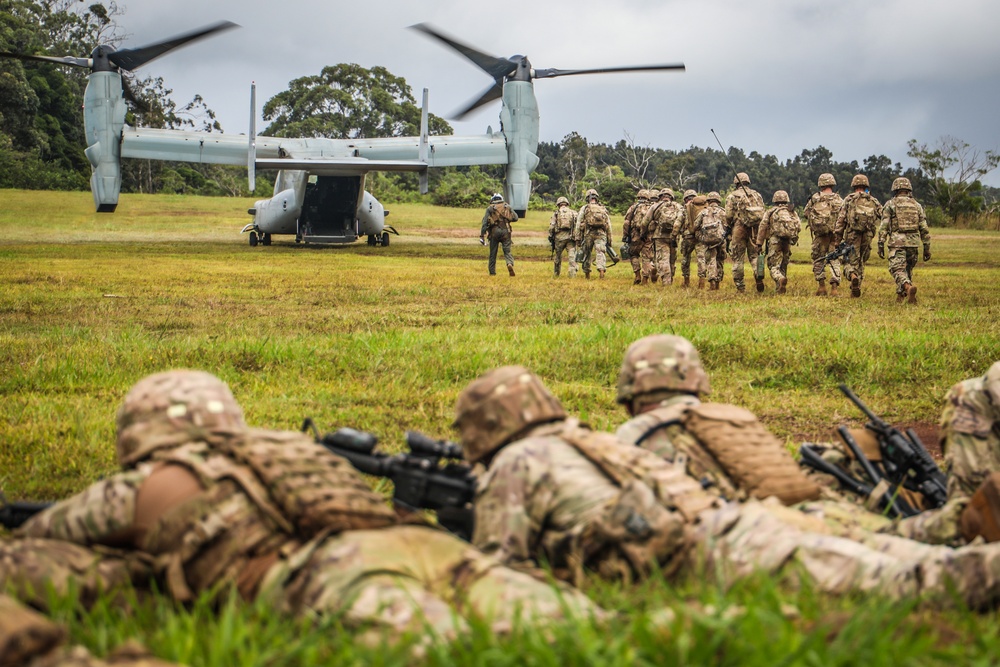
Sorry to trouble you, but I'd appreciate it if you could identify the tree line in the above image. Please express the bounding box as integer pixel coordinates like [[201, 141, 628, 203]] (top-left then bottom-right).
[[3, 1, 997, 227]]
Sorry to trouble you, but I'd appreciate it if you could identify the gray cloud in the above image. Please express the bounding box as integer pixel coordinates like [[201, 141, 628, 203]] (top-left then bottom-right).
[[117, 0, 1000, 184]]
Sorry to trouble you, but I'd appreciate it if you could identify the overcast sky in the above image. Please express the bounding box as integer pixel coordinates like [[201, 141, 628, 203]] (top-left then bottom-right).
[[117, 0, 1000, 185]]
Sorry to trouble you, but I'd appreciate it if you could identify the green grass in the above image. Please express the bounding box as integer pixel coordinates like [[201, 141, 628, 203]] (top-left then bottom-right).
[[2, 188, 1000, 664]]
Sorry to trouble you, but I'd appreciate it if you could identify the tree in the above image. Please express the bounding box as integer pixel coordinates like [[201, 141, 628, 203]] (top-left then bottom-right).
[[262, 63, 451, 139], [613, 131, 654, 189], [559, 131, 592, 201], [907, 136, 1000, 223]]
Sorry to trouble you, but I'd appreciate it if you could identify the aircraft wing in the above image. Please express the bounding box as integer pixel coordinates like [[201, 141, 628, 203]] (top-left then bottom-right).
[[254, 157, 427, 175]]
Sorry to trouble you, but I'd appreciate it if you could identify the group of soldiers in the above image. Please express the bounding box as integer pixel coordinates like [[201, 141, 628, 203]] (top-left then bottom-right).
[[2, 346, 998, 661], [540, 173, 932, 302]]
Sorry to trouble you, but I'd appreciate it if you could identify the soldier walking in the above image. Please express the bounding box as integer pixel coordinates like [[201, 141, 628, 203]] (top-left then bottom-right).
[[724, 172, 766, 293], [878, 177, 931, 304], [576, 189, 613, 279], [803, 173, 845, 295], [835, 175, 881, 297], [679, 190, 704, 287], [642, 189, 685, 286], [480, 193, 518, 276], [755, 190, 801, 294], [548, 196, 578, 277], [692, 192, 727, 290]]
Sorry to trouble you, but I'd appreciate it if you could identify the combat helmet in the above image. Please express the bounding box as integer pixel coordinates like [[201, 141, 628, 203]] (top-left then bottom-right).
[[772, 190, 790, 204], [556, 196, 569, 206], [490, 193, 504, 203], [892, 177, 913, 193], [616, 334, 711, 405], [648, 189, 660, 199], [637, 189, 650, 200], [851, 174, 869, 188], [817, 173, 836, 188], [659, 189, 673, 199], [585, 188, 599, 200], [683, 189, 697, 201], [453, 366, 567, 463], [706, 191, 722, 203], [733, 172, 751, 186], [115, 370, 246, 467]]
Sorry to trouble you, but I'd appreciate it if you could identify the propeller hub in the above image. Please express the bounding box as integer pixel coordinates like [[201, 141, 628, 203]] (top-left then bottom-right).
[[90, 45, 116, 72], [510, 56, 531, 82]]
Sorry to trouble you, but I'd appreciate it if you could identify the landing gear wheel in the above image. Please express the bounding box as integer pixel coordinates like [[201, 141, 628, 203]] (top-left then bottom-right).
[[367, 234, 377, 246], [295, 235, 301, 244], [380, 232, 390, 247], [262, 233, 272, 246], [249, 231, 258, 247]]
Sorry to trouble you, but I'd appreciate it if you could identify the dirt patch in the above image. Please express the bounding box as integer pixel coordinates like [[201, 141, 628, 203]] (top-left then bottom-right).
[[414, 228, 547, 239]]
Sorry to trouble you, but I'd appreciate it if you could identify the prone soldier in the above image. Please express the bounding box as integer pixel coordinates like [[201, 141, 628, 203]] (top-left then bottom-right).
[[803, 173, 845, 296], [724, 172, 766, 293], [480, 193, 518, 276], [834, 174, 882, 297], [576, 189, 613, 279], [878, 177, 931, 304], [548, 196, 579, 278], [754, 190, 801, 294]]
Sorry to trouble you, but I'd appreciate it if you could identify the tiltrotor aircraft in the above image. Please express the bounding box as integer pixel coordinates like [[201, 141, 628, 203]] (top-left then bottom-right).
[[1, 21, 683, 247]]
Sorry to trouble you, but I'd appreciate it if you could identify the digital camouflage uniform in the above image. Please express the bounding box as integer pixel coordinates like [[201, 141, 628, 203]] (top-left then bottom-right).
[[577, 198, 612, 278], [803, 182, 845, 293], [0, 594, 181, 667], [878, 187, 931, 302], [548, 200, 578, 277], [458, 366, 1000, 609], [14, 371, 601, 645], [894, 363, 1000, 544], [724, 181, 765, 292], [755, 194, 801, 293], [480, 201, 518, 276], [680, 192, 705, 286], [834, 181, 881, 297], [692, 195, 726, 288], [642, 194, 685, 285]]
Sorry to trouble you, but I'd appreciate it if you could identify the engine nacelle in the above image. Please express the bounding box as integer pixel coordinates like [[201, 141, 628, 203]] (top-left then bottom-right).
[[357, 190, 386, 236], [251, 187, 301, 234], [83, 72, 127, 212], [499, 80, 540, 217]]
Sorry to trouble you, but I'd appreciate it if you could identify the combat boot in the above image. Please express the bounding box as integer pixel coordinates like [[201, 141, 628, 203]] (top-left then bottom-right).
[[641, 275, 649, 286], [599, 269, 606, 279], [897, 292, 906, 304], [585, 272, 591, 280], [709, 281, 719, 291], [755, 277, 765, 293], [508, 265, 516, 277], [778, 277, 787, 294], [553, 268, 560, 277], [736, 284, 745, 293], [633, 270, 641, 285], [698, 278, 706, 289], [906, 283, 918, 304], [850, 273, 861, 298], [682, 276, 690, 288], [816, 280, 827, 296], [830, 283, 839, 297]]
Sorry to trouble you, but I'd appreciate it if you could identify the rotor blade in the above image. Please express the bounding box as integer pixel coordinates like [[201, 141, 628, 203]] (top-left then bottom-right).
[[121, 77, 151, 115], [409, 23, 515, 80], [533, 63, 686, 79], [452, 82, 504, 120], [0, 52, 91, 68], [109, 20, 239, 71]]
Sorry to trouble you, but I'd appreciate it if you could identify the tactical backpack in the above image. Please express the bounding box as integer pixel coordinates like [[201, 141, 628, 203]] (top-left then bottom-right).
[[554, 207, 576, 231], [848, 194, 879, 232], [583, 204, 609, 229], [735, 191, 765, 227], [769, 207, 801, 240], [488, 203, 515, 230], [892, 197, 921, 233], [807, 193, 840, 235], [696, 207, 726, 246]]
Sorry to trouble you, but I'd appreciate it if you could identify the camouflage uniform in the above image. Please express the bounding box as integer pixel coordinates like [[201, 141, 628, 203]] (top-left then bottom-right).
[[834, 176, 882, 297], [679, 191, 704, 286], [0, 594, 180, 667], [480, 198, 518, 276], [641, 192, 685, 286], [17, 371, 601, 644], [803, 174, 844, 294], [455, 364, 1000, 610], [895, 362, 1000, 544], [724, 176, 765, 292], [548, 198, 578, 277], [576, 193, 612, 278], [691, 193, 726, 289], [877, 181, 931, 303], [622, 192, 652, 284], [754, 192, 801, 293]]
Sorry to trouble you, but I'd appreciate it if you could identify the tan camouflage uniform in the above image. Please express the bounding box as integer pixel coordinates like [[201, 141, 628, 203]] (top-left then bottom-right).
[[895, 363, 1000, 544], [0, 594, 181, 667], [692, 196, 726, 288], [16, 371, 602, 645], [622, 194, 651, 284], [577, 199, 612, 278], [724, 183, 765, 292], [803, 189, 845, 291], [755, 196, 800, 293], [548, 201, 578, 277], [834, 186, 882, 297], [642, 193, 685, 286], [680, 192, 705, 285], [480, 201, 518, 276], [878, 190, 931, 300]]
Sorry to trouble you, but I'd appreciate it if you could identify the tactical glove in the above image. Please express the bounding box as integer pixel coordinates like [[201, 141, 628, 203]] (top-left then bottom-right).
[[877, 243, 885, 259], [923, 245, 931, 261], [479, 236, 486, 246]]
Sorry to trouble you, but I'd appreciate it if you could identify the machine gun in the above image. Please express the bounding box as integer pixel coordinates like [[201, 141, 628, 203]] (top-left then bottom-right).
[[0, 494, 52, 530], [838, 385, 948, 509], [303, 419, 476, 541], [822, 242, 854, 265]]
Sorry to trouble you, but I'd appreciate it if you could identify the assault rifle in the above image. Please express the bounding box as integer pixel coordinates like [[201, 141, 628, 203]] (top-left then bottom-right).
[[822, 242, 854, 265], [0, 494, 52, 530], [303, 419, 476, 541], [838, 385, 948, 509]]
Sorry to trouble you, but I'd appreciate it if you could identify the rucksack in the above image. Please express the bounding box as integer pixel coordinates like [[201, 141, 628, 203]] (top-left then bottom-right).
[[769, 207, 801, 240], [735, 191, 765, 226], [807, 193, 840, 235], [849, 195, 879, 232], [696, 207, 726, 245]]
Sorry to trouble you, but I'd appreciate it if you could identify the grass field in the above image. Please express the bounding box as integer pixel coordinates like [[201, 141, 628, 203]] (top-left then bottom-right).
[[2, 188, 1000, 664]]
